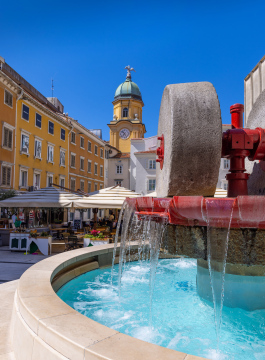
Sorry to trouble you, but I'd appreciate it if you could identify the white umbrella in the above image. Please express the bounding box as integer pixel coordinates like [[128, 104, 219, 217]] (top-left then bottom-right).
[[75, 186, 141, 209], [0, 187, 83, 208]]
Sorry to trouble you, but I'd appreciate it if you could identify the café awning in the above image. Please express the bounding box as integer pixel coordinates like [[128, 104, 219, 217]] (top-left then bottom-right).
[[75, 186, 141, 209], [0, 187, 82, 208]]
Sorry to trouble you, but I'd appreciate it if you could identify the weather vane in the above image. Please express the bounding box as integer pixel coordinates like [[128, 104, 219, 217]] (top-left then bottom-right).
[[125, 65, 135, 79]]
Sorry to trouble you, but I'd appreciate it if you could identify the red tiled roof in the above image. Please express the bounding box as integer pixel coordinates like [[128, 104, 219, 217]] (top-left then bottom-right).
[[135, 150, 156, 154], [111, 153, 130, 159]]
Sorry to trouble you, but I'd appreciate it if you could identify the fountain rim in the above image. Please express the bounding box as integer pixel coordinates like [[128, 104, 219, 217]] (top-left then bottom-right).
[[12, 244, 208, 360]]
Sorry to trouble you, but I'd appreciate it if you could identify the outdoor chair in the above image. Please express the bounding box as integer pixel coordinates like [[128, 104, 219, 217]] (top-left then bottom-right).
[[64, 235, 76, 251], [65, 235, 83, 250]]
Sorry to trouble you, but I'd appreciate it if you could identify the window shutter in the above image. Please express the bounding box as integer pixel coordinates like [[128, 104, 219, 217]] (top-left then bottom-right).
[[3, 128, 8, 147], [7, 167, 11, 186], [2, 167, 7, 185], [8, 130, 12, 149]]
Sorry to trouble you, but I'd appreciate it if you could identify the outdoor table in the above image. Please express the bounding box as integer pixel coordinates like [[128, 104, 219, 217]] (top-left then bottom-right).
[[51, 227, 67, 239], [26, 236, 52, 256]]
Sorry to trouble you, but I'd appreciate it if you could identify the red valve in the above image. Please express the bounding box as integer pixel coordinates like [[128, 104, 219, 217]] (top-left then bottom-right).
[[222, 104, 265, 197], [156, 134, 164, 170]]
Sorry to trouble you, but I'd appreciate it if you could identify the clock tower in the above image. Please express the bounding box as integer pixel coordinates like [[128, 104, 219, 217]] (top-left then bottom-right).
[[108, 66, 146, 153]]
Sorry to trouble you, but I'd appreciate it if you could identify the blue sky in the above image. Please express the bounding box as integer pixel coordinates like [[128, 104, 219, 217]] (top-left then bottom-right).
[[1, 0, 264, 140]]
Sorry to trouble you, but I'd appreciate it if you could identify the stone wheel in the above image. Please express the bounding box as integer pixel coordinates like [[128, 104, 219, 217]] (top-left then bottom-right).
[[156, 82, 222, 197]]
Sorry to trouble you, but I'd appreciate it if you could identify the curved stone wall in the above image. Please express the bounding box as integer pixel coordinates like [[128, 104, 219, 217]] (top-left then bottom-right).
[[12, 244, 208, 360]]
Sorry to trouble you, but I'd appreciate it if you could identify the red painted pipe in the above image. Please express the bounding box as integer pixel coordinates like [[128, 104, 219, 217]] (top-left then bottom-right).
[[230, 103, 244, 129], [129, 196, 265, 229]]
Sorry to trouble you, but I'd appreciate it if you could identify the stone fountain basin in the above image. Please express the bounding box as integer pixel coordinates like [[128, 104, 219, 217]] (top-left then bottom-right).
[[12, 244, 207, 360]]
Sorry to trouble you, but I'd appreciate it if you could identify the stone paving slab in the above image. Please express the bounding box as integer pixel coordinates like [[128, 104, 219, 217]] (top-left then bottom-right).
[[0, 280, 17, 359], [0, 248, 52, 283]]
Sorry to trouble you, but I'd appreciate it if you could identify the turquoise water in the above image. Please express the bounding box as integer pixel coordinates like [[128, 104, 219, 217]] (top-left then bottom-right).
[[57, 259, 265, 360]]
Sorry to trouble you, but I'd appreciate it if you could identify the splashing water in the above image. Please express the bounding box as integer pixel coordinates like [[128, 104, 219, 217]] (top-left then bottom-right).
[[204, 198, 235, 346], [112, 199, 168, 323]]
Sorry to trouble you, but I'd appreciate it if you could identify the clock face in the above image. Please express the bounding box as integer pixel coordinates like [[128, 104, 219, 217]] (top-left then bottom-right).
[[119, 128, 130, 139]]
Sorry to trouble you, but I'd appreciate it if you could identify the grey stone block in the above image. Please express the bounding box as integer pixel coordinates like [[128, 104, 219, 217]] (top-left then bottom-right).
[[156, 82, 222, 197]]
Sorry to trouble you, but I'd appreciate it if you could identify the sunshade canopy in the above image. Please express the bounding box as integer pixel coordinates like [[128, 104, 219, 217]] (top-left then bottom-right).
[[0, 187, 83, 208], [75, 186, 141, 209]]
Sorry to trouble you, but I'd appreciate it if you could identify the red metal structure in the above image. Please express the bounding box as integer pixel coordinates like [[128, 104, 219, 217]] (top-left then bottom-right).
[[130, 196, 265, 229], [128, 103, 265, 228], [156, 135, 164, 170], [222, 104, 265, 197]]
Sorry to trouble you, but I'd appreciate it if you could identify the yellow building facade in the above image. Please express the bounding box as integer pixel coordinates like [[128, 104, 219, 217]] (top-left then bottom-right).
[[108, 67, 146, 153], [15, 94, 70, 191], [68, 118, 105, 193], [0, 67, 19, 190]]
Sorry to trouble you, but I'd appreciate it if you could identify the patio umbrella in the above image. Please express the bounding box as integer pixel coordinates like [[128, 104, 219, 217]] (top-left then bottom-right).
[[74, 186, 141, 209], [144, 189, 227, 198], [0, 186, 83, 208]]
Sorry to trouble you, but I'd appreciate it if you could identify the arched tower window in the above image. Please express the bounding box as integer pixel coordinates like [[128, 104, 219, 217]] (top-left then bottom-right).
[[123, 108, 128, 117]]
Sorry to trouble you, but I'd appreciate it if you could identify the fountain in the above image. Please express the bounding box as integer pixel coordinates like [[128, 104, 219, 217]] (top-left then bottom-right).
[[11, 81, 265, 360], [106, 82, 265, 357]]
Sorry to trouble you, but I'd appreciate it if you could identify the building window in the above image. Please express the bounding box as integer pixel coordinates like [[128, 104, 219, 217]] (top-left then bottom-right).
[[94, 183, 98, 191], [71, 132, 76, 144], [22, 104, 29, 121], [70, 178, 75, 191], [115, 180, 122, 186], [80, 137, 85, 149], [223, 159, 230, 170], [33, 173, 41, 189], [61, 128, 65, 141], [221, 180, 228, 191], [4, 90, 13, 107], [80, 157, 84, 171], [100, 165, 103, 177], [88, 141, 92, 152], [116, 165, 123, 174], [100, 184, 103, 190], [34, 140, 42, 158], [3, 127, 13, 150], [87, 160, 91, 173], [95, 145, 98, 156], [100, 148, 104, 158], [48, 121, 54, 135], [80, 180, 85, 191], [123, 108, 128, 117], [70, 154, 76, 168], [47, 175, 53, 187], [88, 182, 91, 193], [1, 166, 11, 186], [148, 160, 156, 169], [148, 179, 156, 191], [35, 113, 42, 128], [60, 177, 65, 188], [47, 145, 54, 163], [94, 163, 98, 175], [20, 169, 28, 188], [21, 134, 29, 154], [60, 150, 65, 166]]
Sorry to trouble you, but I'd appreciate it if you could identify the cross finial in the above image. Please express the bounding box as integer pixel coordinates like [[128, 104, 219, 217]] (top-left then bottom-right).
[[125, 65, 135, 80]]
